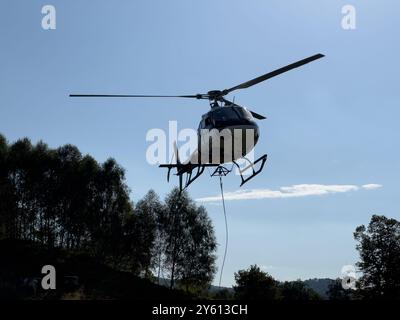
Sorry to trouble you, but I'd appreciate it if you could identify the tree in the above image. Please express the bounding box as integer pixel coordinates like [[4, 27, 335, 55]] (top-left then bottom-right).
[[125, 190, 160, 276], [162, 188, 217, 291], [0, 134, 12, 239], [0, 134, 219, 289], [354, 215, 400, 299], [327, 278, 352, 300], [178, 205, 217, 293], [234, 264, 279, 300], [212, 288, 234, 300], [0, 136, 143, 270], [280, 280, 320, 300]]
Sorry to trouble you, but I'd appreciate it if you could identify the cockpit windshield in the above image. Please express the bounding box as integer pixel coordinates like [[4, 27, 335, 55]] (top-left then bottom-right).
[[211, 107, 253, 126], [200, 106, 254, 129], [212, 108, 239, 121], [234, 107, 252, 120]]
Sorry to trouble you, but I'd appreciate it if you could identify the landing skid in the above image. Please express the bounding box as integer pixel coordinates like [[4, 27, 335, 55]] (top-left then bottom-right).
[[233, 154, 268, 186], [159, 154, 268, 191]]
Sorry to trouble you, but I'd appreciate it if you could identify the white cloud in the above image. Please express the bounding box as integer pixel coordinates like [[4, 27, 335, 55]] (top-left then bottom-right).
[[196, 183, 382, 203], [260, 265, 276, 271], [361, 184, 382, 190]]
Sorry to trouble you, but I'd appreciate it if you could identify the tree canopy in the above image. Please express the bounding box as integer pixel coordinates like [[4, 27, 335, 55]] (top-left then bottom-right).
[[0, 135, 217, 291], [234, 264, 280, 300], [354, 215, 400, 299], [233, 265, 320, 300], [161, 188, 217, 291]]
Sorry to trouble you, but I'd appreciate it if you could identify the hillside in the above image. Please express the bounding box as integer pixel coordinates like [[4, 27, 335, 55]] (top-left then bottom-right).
[[0, 239, 189, 300], [304, 278, 335, 299]]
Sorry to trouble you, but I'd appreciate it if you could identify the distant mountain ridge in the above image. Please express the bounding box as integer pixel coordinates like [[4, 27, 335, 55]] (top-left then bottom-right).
[[158, 277, 335, 299]]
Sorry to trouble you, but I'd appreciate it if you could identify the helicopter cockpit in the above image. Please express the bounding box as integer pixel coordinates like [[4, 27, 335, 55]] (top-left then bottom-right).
[[199, 105, 255, 131]]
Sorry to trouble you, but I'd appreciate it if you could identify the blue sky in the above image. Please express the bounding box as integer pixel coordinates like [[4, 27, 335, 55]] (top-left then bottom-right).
[[1, 0, 399, 286]]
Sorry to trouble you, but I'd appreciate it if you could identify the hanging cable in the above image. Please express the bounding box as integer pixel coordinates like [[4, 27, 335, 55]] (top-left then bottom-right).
[[218, 175, 228, 288], [209, 166, 231, 288]]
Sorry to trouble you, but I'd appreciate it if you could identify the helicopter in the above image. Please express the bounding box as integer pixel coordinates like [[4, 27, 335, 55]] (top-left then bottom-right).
[[70, 53, 324, 190]]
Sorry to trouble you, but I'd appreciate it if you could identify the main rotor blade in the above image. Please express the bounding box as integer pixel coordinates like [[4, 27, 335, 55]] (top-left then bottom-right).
[[223, 53, 325, 95], [69, 94, 204, 99]]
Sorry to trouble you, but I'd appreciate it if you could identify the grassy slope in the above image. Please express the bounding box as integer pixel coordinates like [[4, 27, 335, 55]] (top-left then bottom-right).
[[0, 239, 188, 300]]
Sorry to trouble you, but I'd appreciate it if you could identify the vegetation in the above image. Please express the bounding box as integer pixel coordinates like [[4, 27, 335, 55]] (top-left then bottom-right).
[[234, 265, 280, 300], [1, 134, 400, 300], [327, 278, 353, 300], [0, 239, 188, 300], [233, 265, 320, 300], [303, 278, 335, 299], [162, 189, 217, 292], [0, 134, 216, 297], [231, 214, 400, 301], [354, 215, 400, 299], [280, 280, 320, 300]]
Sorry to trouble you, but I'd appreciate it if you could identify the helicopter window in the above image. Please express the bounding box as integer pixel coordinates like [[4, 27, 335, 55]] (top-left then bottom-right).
[[212, 108, 240, 125], [234, 107, 252, 120]]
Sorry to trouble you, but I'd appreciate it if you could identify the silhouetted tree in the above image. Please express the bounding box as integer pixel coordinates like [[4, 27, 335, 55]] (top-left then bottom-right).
[[0, 136, 137, 268], [212, 288, 234, 300], [280, 280, 320, 300], [162, 188, 217, 291], [354, 215, 400, 299], [234, 264, 279, 300], [178, 205, 217, 293], [327, 278, 352, 300], [0, 134, 13, 239], [0, 134, 218, 288], [128, 190, 160, 276]]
